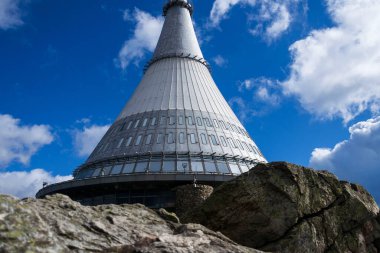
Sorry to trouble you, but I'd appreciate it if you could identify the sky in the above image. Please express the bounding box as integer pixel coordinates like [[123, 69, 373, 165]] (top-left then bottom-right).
[[0, 0, 379, 203]]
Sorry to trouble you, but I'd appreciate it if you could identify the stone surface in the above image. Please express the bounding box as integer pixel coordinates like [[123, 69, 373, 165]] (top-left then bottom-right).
[[0, 194, 261, 253], [175, 184, 213, 218], [184, 162, 380, 253]]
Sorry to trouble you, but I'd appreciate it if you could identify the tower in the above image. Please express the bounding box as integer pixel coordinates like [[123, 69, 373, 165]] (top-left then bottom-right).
[[36, 0, 267, 208]]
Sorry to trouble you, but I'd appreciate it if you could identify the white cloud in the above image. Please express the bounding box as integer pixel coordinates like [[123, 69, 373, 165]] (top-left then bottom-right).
[[230, 77, 281, 121], [310, 116, 380, 202], [282, 0, 380, 123], [209, 0, 299, 40], [212, 55, 227, 67], [117, 8, 164, 69], [0, 0, 24, 30], [73, 124, 110, 157], [0, 114, 54, 168], [0, 169, 72, 198]]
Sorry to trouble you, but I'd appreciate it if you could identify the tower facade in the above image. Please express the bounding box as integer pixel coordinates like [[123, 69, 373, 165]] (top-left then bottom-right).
[[36, 0, 267, 208]]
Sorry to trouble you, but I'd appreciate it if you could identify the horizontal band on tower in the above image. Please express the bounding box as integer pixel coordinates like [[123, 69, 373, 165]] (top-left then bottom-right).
[[144, 53, 211, 73], [163, 0, 193, 16]]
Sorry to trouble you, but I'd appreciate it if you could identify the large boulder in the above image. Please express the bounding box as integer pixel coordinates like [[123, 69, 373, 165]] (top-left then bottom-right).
[[0, 194, 263, 253], [184, 162, 380, 253]]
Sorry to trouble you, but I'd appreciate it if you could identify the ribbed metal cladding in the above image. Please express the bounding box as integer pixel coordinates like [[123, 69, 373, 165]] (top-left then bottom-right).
[[36, 1, 267, 205]]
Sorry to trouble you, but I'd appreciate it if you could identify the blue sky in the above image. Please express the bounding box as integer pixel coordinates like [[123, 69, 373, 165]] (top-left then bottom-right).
[[0, 0, 379, 202]]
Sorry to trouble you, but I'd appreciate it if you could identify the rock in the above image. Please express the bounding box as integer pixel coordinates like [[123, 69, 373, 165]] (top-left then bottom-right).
[[184, 162, 380, 253], [175, 184, 214, 218], [0, 193, 263, 253], [157, 208, 180, 224]]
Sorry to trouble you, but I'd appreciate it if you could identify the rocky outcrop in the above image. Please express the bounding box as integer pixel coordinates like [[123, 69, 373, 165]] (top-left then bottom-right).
[[175, 184, 214, 218], [184, 162, 380, 253], [0, 194, 262, 253]]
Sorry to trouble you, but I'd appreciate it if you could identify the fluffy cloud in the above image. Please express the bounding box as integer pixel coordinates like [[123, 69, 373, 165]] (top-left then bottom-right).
[[73, 124, 110, 157], [212, 55, 228, 67], [310, 117, 380, 202], [0, 169, 72, 198], [282, 0, 380, 123], [117, 9, 164, 69], [209, 0, 299, 40], [230, 77, 281, 121], [0, 0, 24, 30], [0, 114, 54, 168]]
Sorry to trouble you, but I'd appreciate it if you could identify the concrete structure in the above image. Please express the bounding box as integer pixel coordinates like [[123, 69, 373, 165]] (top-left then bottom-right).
[[36, 0, 267, 209]]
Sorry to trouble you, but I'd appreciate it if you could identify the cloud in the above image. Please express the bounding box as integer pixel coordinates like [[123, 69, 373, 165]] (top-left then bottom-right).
[[282, 0, 380, 123], [73, 124, 110, 157], [209, 0, 300, 40], [0, 169, 72, 198], [117, 8, 164, 69], [230, 77, 281, 121], [0, 114, 54, 168], [310, 116, 380, 202], [212, 55, 228, 67], [0, 0, 24, 30]]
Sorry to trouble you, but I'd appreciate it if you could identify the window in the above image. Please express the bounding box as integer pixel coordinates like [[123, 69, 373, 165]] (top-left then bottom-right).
[[103, 143, 110, 152], [160, 116, 166, 125], [151, 117, 157, 126], [126, 137, 133, 146], [122, 163, 135, 173], [226, 122, 232, 130], [149, 161, 161, 172], [177, 160, 189, 172], [196, 117, 203, 126], [111, 164, 124, 175], [200, 133, 207, 144], [169, 116, 175, 125], [232, 125, 238, 133], [134, 120, 140, 128], [142, 118, 148, 127], [220, 120, 227, 130], [101, 166, 112, 176], [213, 119, 219, 128], [179, 132, 185, 144], [156, 133, 164, 144], [227, 138, 237, 148], [236, 140, 244, 150], [191, 161, 204, 172], [229, 163, 241, 174], [127, 121, 133, 129], [239, 163, 249, 173], [204, 161, 217, 173], [135, 135, 142, 145], [187, 116, 194, 125], [250, 144, 258, 154], [119, 122, 126, 131], [217, 162, 230, 173], [220, 136, 227, 147], [210, 135, 219, 145], [117, 138, 124, 148], [204, 118, 212, 127], [178, 116, 184, 125], [92, 168, 102, 177], [134, 162, 148, 173], [167, 132, 175, 144], [145, 134, 152, 145], [243, 142, 251, 152], [189, 133, 197, 144], [163, 161, 176, 172]]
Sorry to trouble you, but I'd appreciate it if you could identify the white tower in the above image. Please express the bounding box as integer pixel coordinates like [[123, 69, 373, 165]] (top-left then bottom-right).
[[37, 0, 267, 207]]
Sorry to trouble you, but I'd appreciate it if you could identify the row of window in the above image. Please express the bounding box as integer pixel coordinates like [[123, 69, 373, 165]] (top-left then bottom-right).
[[110, 115, 250, 139], [97, 132, 263, 156], [75, 158, 253, 179]]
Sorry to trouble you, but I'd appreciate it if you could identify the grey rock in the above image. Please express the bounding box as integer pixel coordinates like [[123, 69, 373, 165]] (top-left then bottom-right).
[[184, 162, 380, 253], [0, 194, 262, 253]]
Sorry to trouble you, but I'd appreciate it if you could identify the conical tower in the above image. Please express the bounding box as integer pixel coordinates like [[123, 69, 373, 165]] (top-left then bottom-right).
[[37, 0, 267, 208]]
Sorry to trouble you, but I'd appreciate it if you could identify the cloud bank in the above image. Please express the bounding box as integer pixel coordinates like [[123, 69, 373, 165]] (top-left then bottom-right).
[[0, 114, 54, 168], [0, 0, 24, 30], [0, 169, 72, 198], [310, 116, 380, 202], [282, 0, 380, 123]]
